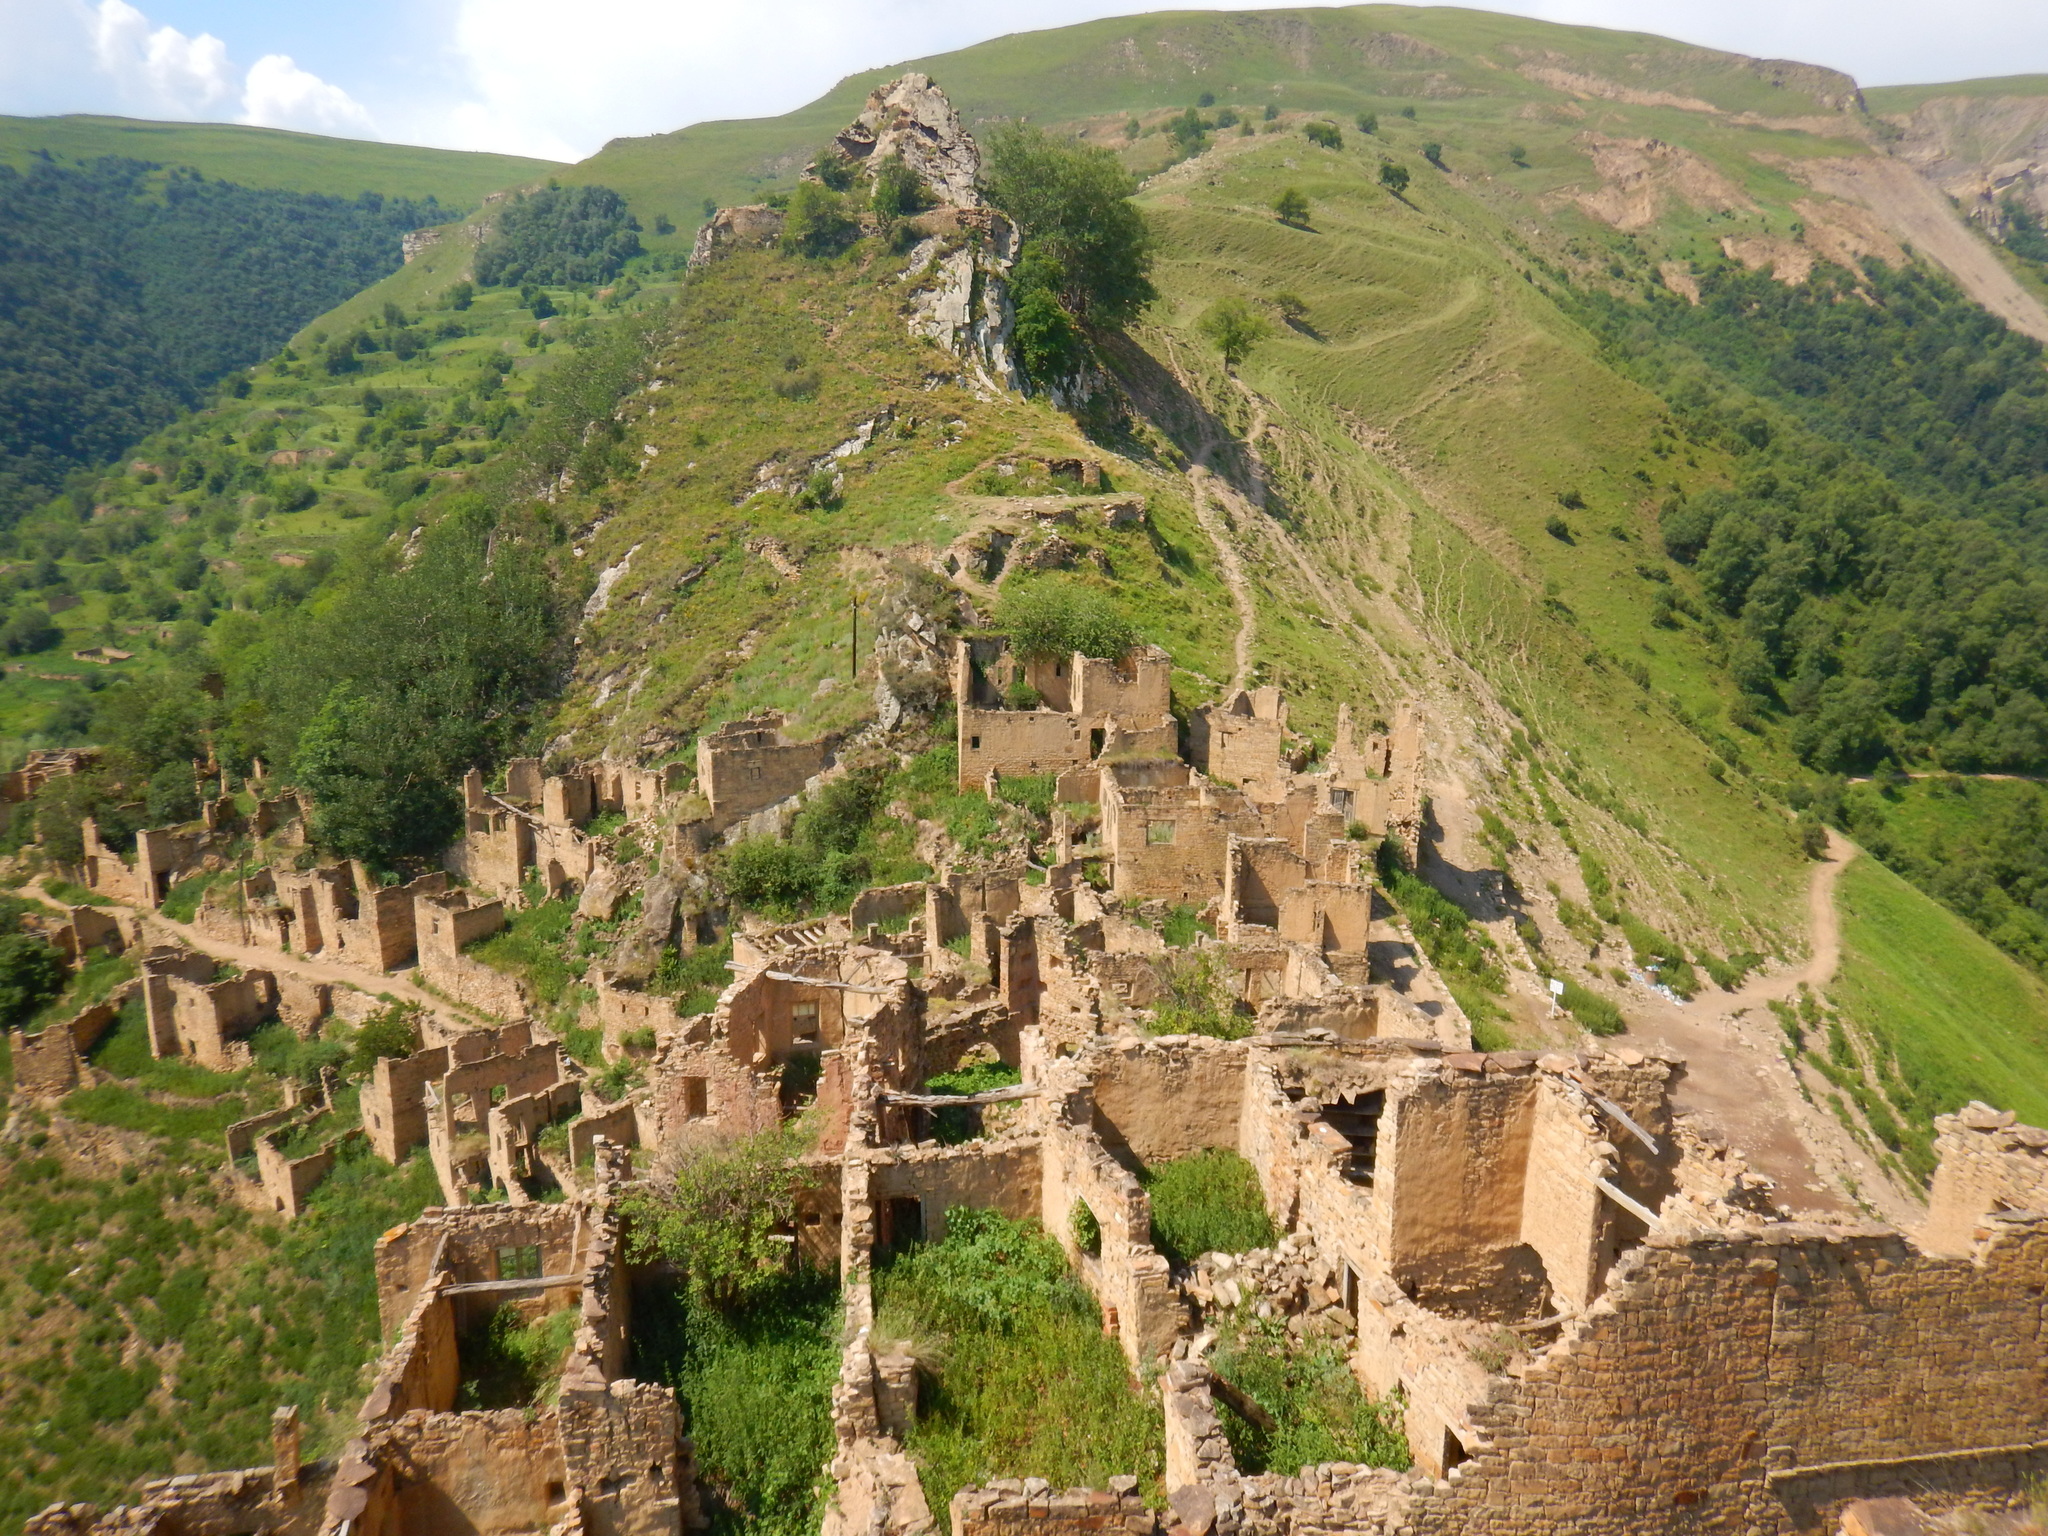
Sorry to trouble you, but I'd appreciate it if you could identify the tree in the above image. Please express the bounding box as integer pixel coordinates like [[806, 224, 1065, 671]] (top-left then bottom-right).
[[1273, 188, 1311, 227], [1356, 112, 1378, 135], [0, 930, 65, 1027], [450, 280, 474, 310], [869, 157, 932, 219], [1422, 142, 1444, 167], [1507, 144, 1529, 167], [1303, 121, 1342, 150], [145, 760, 199, 826], [780, 181, 857, 258], [474, 184, 641, 288], [1198, 296, 1271, 371], [982, 125, 1155, 325], [1379, 161, 1411, 196], [995, 577, 1138, 662], [624, 1120, 821, 1309]]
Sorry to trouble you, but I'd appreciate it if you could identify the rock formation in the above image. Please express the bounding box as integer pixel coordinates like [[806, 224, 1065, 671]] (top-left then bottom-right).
[[830, 72, 983, 208]]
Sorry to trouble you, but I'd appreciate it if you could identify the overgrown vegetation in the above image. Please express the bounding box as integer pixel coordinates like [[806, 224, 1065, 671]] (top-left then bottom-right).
[[924, 1059, 1023, 1145], [624, 1119, 819, 1309], [629, 1268, 840, 1536], [1585, 257, 2048, 775], [995, 576, 1139, 662], [873, 1208, 1164, 1518], [1139, 1148, 1275, 1267], [1207, 1311, 1408, 1476], [454, 1304, 578, 1408], [474, 185, 643, 289]]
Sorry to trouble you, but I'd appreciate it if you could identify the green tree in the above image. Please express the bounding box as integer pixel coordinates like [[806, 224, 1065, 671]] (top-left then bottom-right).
[[1422, 142, 1444, 167], [0, 930, 66, 1026], [1379, 161, 1411, 196], [1507, 143, 1529, 167], [1273, 188, 1311, 227], [625, 1120, 820, 1309], [780, 181, 857, 258], [1010, 253, 1085, 384], [995, 577, 1137, 662], [1356, 112, 1378, 135], [870, 157, 932, 218], [982, 125, 1155, 326], [145, 760, 199, 826], [1198, 296, 1271, 371], [1303, 121, 1342, 149]]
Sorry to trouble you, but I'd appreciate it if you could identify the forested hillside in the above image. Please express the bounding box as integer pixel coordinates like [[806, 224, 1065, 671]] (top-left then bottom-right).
[[0, 157, 467, 522]]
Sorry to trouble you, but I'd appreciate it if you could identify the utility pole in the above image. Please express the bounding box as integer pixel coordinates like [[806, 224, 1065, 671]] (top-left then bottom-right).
[[851, 593, 858, 683]]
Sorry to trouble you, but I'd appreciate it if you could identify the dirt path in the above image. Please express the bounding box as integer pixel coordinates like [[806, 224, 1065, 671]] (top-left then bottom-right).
[[1185, 458, 1258, 691], [37, 878, 481, 1030], [1601, 831, 1924, 1223]]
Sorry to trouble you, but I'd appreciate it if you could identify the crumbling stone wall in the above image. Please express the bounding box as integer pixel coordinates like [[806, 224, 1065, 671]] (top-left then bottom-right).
[[950, 1481, 1162, 1536], [1085, 1035, 1246, 1165], [142, 949, 278, 1068], [865, 1135, 1042, 1244], [696, 714, 831, 828], [1921, 1104, 2048, 1256], [9, 992, 128, 1097], [415, 890, 530, 1020], [1191, 688, 1291, 801]]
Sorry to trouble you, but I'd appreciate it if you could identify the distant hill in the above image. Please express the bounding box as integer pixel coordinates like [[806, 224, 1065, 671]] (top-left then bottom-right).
[[0, 114, 559, 203]]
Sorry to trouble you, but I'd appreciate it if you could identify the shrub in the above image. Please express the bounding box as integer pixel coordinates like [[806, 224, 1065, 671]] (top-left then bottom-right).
[[1210, 1313, 1408, 1476], [870, 156, 933, 217], [1069, 1198, 1102, 1255], [454, 1304, 577, 1408], [1545, 514, 1575, 542], [1560, 980, 1624, 1036], [781, 182, 857, 258], [1378, 161, 1410, 195], [0, 931, 67, 1027], [1151, 950, 1252, 1040], [1140, 1148, 1274, 1266], [625, 1119, 819, 1309], [1422, 141, 1444, 167], [995, 576, 1137, 661], [1356, 112, 1378, 134], [813, 147, 856, 191]]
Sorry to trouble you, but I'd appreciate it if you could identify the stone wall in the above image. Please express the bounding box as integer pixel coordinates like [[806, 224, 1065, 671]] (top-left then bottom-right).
[[415, 891, 530, 1020], [1921, 1104, 2048, 1256], [9, 993, 127, 1097], [959, 706, 1091, 790], [1085, 1035, 1246, 1165], [865, 1135, 1042, 1243], [950, 1482, 1162, 1536], [696, 714, 831, 828]]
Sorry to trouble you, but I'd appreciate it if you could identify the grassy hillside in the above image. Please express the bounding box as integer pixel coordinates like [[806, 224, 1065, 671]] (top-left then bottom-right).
[[0, 114, 558, 202], [1863, 75, 2048, 111], [565, 4, 1868, 260]]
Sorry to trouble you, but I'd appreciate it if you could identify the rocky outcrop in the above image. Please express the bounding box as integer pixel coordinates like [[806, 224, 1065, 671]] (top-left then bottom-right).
[[688, 204, 785, 268], [902, 218, 1021, 393], [832, 72, 982, 208]]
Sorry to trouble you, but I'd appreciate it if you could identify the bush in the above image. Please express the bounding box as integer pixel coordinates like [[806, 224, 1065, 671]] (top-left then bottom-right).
[[781, 182, 858, 258], [1378, 162, 1410, 196], [1545, 514, 1574, 542], [624, 1119, 819, 1309], [0, 930, 67, 1027], [347, 1003, 423, 1077], [1356, 112, 1378, 135], [1151, 950, 1252, 1040], [475, 184, 642, 288], [1210, 1314, 1408, 1476], [870, 156, 933, 218], [1302, 121, 1341, 149], [1560, 980, 1624, 1036], [455, 1304, 577, 1408], [995, 576, 1137, 662], [1140, 1148, 1275, 1266]]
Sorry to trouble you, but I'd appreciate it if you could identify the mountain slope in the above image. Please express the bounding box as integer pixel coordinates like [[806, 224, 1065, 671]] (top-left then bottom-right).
[[0, 114, 559, 203], [13, 6, 2048, 1204]]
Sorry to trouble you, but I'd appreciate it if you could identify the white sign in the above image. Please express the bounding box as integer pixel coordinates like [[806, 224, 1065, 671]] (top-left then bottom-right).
[[1548, 979, 1566, 996]]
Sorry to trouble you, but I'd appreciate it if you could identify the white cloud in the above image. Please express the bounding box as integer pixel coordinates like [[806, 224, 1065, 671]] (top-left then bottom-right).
[[88, 0, 233, 117], [239, 53, 376, 137]]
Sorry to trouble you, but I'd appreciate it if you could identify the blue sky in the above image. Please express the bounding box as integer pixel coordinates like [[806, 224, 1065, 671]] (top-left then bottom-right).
[[4, 0, 2047, 162]]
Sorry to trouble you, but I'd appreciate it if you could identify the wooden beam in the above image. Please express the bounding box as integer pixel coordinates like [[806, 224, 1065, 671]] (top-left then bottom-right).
[[881, 1085, 1042, 1108]]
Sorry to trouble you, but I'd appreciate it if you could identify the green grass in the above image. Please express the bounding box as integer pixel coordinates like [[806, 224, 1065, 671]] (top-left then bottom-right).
[[1208, 1312, 1408, 1477], [0, 114, 559, 203], [158, 870, 222, 924], [923, 1061, 1023, 1146], [0, 1138, 440, 1534], [629, 1269, 840, 1536], [874, 1209, 1162, 1518], [1138, 1148, 1275, 1268], [467, 893, 580, 1005], [1830, 856, 2048, 1142], [454, 1304, 578, 1409]]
